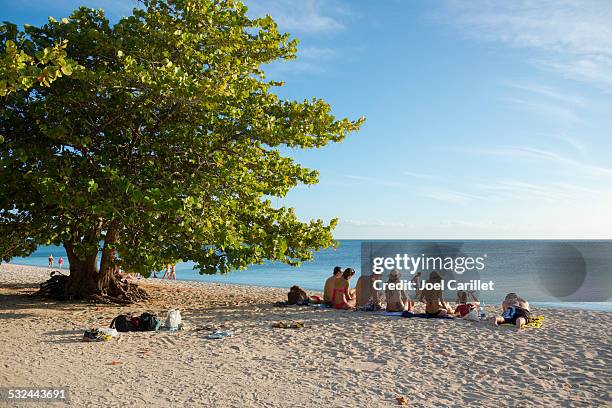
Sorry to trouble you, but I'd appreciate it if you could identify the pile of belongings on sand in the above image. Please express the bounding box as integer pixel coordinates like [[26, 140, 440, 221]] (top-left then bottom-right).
[[82, 309, 183, 342]]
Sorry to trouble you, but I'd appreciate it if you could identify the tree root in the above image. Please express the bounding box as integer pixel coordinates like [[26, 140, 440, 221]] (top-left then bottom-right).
[[103, 278, 149, 303], [36, 272, 148, 304], [36, 271, 70, 299]]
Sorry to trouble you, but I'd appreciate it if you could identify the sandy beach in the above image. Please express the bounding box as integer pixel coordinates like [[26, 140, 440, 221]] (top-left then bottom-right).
[[0, 263, 610, 407]]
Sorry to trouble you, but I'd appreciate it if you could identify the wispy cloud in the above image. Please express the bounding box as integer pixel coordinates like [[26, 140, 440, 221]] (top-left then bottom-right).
[[473, 180, 568, 202], [445, 0, 612, 91], [471, 179, 612, 204], [299, 47, 336, 59], [502, 96, 582, 123], [419, 188, 487, 205], [503, 81, 587, 107], [403, 171, 440, 179], [341, 219, 414, 228], [343, 175, 402, 188], [549, 133, 586, 154], [263, 45, 338, 75], [462, 145, 612, 178], [245, 0, 345, 33]]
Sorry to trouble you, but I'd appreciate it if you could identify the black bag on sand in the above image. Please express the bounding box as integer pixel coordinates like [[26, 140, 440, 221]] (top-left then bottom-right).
[[110, 314, 135, 332], [110, 313, 159, 332], [138, 312, 160, 331]]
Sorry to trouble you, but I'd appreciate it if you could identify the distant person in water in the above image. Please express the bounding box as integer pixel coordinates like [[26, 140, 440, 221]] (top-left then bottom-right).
[[419, 271, 451, 317], [385, 269, 413, 312], [491, 293, 531, 329], [58, 256, 63, 270], [324, 266, 343, 305], [332, 268, 356, 309], [48, 254, 54, 269]]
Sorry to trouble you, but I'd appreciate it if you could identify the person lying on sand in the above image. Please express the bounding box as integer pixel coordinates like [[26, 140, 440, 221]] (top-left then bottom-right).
[[385, 269, 413, 312], [419, 271, 451, 317], [454, 290, 479, 317], [324, 266, 343, 305], [490, 293, 531, 329], [332, 268, 356, 309], [500, 292, 530, 311], [287, 285, 320, 305]]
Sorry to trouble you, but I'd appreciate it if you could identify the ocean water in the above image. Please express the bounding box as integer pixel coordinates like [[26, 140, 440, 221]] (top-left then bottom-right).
[[9, 240, 612, 311]]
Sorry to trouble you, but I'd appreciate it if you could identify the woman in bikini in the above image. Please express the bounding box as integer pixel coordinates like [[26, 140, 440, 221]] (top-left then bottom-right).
[[385, 269, 413, 312], [419, 271, 451, 317], [331, 268, 357, 309]]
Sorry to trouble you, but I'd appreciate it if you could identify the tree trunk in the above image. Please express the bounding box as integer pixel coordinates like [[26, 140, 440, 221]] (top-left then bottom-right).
[[97, 226, 125, 298], [64, 241, 99, 298], [62, 226, 148, 303]]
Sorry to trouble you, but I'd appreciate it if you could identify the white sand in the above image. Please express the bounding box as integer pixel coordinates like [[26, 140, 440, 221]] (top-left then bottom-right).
[[0, 263, 610, 407]]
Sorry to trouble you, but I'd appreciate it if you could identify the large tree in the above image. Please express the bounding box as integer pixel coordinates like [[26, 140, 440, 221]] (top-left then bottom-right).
[[0, 0, 363, 301]]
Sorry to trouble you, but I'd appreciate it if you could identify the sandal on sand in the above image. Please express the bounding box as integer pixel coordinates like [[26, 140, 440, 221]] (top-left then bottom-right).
[[272, 320, 304, 329], [206, 330, 232, 339]]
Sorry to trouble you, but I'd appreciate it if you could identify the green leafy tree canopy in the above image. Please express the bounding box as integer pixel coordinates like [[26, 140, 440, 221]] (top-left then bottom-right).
[[0, 0, 363, 300]]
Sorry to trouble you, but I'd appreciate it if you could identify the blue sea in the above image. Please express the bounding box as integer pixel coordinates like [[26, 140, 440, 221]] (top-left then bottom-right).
[[9, 240, 612, 311]]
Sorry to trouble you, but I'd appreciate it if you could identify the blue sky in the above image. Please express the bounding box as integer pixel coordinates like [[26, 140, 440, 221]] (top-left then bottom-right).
[[2, 0, 611, 239]]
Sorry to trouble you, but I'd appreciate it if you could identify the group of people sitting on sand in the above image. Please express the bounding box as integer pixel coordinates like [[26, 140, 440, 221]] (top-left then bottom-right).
[[322, 266, 532, 329]]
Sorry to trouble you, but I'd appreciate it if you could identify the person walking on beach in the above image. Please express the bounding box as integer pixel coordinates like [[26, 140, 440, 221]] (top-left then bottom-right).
[[48, 254, 54, 269], [324, 266, 343, 305], [162, 263, 177, 280], [58, 256, 63, 270]]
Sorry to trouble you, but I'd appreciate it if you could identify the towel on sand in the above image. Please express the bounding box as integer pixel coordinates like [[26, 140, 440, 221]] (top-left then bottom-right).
[[502, 315, 544, 329], [401, 311, 454, 319]]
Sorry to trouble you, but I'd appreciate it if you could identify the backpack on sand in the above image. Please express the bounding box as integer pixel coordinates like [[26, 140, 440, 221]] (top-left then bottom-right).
[[110, 314, 135, 332], [139, 312, 161, 331], [110, 313, 160, 332]]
